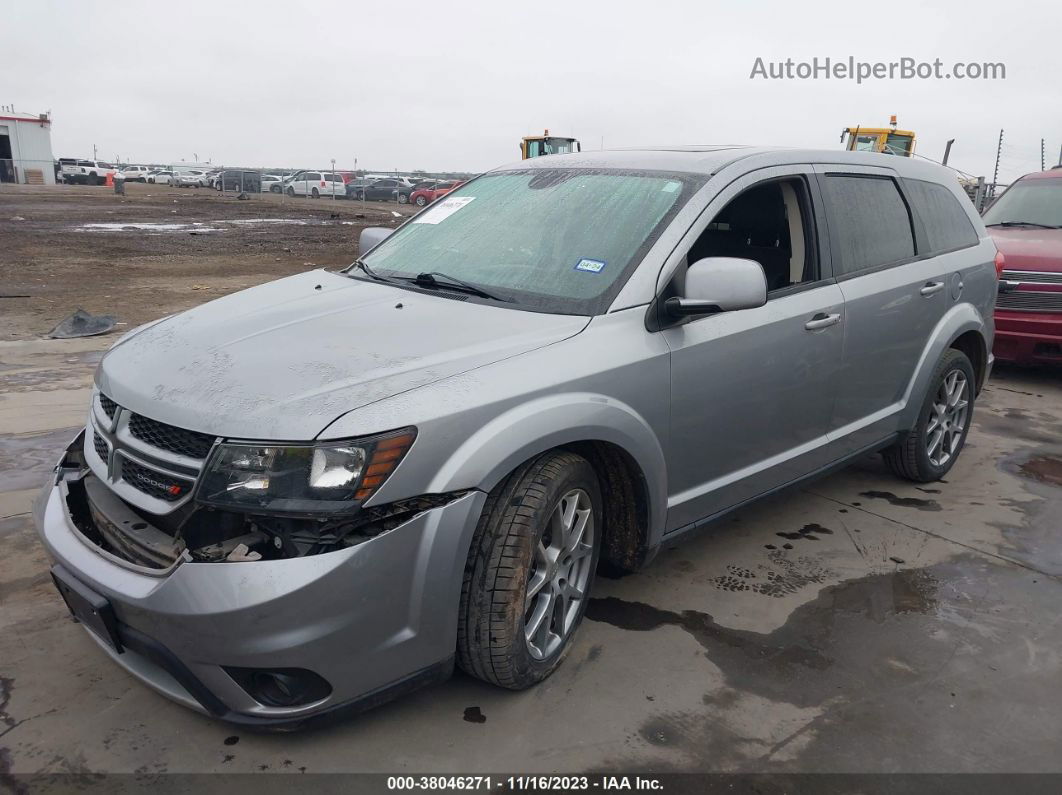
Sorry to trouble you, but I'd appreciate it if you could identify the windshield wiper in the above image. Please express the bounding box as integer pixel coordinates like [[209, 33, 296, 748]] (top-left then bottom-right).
[[396, 271, 513, 303], [348, 258, 398, 283], [986, 221, 1062, 229]]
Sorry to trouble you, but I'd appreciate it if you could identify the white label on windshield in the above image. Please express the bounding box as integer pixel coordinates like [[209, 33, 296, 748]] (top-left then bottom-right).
[[413, 196, 475, 224], [661, 181, 681, 193]]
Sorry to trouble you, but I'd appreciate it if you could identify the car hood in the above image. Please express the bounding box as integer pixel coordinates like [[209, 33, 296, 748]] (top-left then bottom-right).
[[98, 270, 589, 440], [987, 227, 1062, 271]]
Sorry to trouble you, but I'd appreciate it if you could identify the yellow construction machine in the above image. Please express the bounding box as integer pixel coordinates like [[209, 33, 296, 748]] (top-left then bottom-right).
[[841, 116, 917, 156], [520, 130, 581, 159]]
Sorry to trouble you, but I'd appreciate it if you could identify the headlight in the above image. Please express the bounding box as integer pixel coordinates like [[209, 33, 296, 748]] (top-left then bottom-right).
[[196, 428, 415, 515]]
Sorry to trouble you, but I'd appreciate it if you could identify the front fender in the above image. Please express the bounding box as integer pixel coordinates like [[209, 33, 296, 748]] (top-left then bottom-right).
[[425, 392, 668, 547], [900, 302, 988, 430]]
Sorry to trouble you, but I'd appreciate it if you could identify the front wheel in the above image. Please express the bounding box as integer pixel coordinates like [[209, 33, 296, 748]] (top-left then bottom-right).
[[458, 451, 601, 689], [398, 193, 409, 204], [286, 187, 295, 196], [311, 188, 320, 198], [884, 348, 975, 482]]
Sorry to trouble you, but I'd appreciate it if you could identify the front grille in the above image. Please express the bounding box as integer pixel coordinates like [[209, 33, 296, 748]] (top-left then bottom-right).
[[99, 393, 118, 419], [93, 432, 109, 462], [1002, 270, 1062, 286], [120, 458, 191, 502], [128, 413, 216, 459], [996, 290, 1062, 313]]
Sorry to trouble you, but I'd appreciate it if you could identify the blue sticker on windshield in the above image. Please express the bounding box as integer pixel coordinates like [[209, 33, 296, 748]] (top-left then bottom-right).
[[574, 258, 606, 273]]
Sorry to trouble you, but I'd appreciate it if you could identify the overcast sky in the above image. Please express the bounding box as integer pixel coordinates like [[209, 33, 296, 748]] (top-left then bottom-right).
[[7, 0, 1060, 181]]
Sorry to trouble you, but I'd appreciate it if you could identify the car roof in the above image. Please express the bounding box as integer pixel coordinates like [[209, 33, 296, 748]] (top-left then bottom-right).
[[491, 145, 958, 182], [1016, 168, 1062, 182]]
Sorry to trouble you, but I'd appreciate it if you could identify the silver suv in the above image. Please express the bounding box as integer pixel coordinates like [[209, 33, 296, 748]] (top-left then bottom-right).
[[35, 147, 996, 727]]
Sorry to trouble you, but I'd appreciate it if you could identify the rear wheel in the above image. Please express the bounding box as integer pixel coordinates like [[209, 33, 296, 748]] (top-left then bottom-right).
[[398, 193, 409, 204], [458, 451, 601, 689], [884, 348, 975, 482], [311, 188, 320, 198], [286, 187, 295, 197]]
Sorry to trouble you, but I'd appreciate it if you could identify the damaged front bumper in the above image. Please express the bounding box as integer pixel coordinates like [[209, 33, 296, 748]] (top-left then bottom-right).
[[33, 433, 487, 728]]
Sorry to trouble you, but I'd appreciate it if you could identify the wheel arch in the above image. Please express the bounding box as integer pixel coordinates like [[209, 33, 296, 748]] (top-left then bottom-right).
[[901, 303, 989, 430], [423, 393, 667, 571]]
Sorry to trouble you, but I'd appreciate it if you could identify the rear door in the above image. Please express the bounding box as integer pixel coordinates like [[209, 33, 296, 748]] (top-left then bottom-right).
[[814, 165, 948, 452]]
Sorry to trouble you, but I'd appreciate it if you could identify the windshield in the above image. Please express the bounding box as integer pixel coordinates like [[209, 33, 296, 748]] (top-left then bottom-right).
[[983, 179, 1062, 227], [361, 168, 700, 314]]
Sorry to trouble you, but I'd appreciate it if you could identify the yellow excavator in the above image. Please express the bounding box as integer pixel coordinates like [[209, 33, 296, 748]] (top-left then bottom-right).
[[520, 130, 581, 159], [841, 116, 917, 156]]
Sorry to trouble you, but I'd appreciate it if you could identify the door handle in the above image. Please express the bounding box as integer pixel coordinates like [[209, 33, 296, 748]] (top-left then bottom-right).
[[804, 312, 841, 331], [920, 281, 945, 296]]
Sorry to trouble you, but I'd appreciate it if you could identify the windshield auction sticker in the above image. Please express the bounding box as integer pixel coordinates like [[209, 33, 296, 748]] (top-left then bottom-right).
[[412, 196, 475, 224], [574, 258, 606, 273]]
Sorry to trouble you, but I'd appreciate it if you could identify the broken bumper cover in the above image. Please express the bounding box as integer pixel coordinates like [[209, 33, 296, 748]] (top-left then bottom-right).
[[33, 459, 486, 728]]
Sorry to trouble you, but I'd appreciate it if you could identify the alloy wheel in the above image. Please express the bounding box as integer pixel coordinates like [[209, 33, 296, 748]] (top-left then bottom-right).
[[927, 369, 969, 467], [524, 488, 595, 660]]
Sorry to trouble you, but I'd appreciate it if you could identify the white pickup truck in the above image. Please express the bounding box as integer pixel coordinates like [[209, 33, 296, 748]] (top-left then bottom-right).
[[60, 160, 119, 185]]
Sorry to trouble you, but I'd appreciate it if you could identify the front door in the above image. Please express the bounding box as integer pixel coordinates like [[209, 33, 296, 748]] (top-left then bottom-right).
[[662, 168, 845, 531]]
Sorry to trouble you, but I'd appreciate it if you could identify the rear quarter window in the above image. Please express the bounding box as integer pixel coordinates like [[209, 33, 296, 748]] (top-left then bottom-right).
[[903, 178, 979, 253], [821, 174, 915, 276]]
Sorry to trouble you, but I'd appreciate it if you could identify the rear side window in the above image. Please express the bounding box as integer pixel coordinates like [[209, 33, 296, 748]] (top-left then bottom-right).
[[903, 179, 978, 253], [822, 174, 915, 276]]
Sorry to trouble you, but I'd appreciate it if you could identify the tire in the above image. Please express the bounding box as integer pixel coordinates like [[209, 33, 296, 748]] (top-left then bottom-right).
[[271, 185, 281, 193], [286, 187, 295, 197], [311, 188, 320, 198], [398, 193, 409, 204], [884, 348, 975, 482], [458, 451, 602, 689], [414, 195, 427, 206]]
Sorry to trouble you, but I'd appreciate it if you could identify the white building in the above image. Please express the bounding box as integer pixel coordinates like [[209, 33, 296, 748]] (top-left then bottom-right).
[[0, 109, 56, 185]]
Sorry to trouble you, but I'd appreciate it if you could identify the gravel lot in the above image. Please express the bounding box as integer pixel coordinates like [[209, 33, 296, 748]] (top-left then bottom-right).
[[0, 183, 415, 340]]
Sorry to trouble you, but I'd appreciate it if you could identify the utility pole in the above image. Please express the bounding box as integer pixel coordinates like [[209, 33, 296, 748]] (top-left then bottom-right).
[[93, 143, 98, 160], [992, 129, 1003, 197], [1041, 139, 1046, 171], [942, 139, 955, 166], [1057, 144, 1062, 168]]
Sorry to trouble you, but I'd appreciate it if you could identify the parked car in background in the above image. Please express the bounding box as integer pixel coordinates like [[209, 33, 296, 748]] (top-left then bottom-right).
[[260, 175, 283, 193], [344, 178, 373, 199], [34, 147, 995, 727], [174, 170, 209, 188], [215, 170, 262, 192], [286, 171, 345, 198], [984, 168, 1062, 365], [350, 178, 413, 203], [410, 179, 465, 207], [61, 160, 119, 185], [120, 165, 152, 182], [146, 170, 174, 185]]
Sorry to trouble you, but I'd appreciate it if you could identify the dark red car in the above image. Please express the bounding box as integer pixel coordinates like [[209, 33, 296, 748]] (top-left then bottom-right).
[[410, 180, 465, 207], [984, 168, 1062, 365]]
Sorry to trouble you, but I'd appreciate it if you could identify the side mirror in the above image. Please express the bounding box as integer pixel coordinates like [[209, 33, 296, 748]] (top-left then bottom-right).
[[359, 227, 393, 254], [666, 257, 767, 317]]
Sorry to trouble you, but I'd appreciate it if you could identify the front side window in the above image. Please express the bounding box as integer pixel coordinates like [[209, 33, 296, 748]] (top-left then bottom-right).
[[684, 177, 818, 294], [362, 168, 699, 315], [821, 174, 915, 276], [982, 179, 1062, 228]]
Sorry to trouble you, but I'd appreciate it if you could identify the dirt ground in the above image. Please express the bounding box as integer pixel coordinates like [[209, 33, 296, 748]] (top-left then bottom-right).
[[0, 183, 416, 340]]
